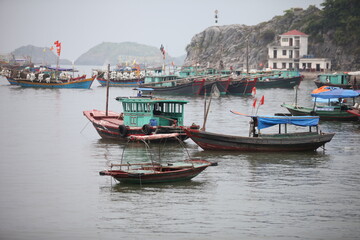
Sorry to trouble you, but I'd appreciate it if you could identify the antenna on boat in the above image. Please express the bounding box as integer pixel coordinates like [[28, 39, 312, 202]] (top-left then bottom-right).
[[105, 64, 110, 116]]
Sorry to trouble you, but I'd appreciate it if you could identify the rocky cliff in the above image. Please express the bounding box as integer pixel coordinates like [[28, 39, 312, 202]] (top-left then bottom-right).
[[184, 5, 359, 71]]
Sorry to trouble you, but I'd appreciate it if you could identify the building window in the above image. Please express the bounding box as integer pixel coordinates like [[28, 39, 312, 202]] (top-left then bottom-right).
[[289, 63, 293, 69], [282, 63, 286, 69], [273, 63, 277, 69], [307, 63, 312, 69], [282, 38, 288, 42], [282, 50, 287, 56]]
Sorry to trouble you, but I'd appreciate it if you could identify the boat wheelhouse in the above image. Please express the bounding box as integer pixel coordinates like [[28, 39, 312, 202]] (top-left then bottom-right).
[[314, 72, 360, 90], [83, 91, 198, 140]]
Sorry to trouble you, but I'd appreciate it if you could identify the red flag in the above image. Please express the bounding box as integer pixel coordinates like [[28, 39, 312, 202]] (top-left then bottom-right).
[[260, 95, 265, 105], [160, 44, 165, 59], [252, 98, 257, 108], [252, 87, 256, 95]]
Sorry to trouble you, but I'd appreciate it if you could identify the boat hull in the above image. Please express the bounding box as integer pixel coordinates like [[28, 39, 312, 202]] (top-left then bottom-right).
[[83, 109, 190, 141], [347, 108, 360, 120], [141, 79, 205, 95], [97, 77, 143, 87], [100, 160, 211, 184], [16, 77, 95, 89], [184, 128, 334, 152], [257, 76, 302, 88], [226, 78, 257, 95], [6, 77, 18, 85], [281, 103, 358, 121]]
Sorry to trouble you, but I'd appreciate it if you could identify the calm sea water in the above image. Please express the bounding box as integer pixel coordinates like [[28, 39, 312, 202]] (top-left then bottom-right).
[[1, 67, 360, 240]]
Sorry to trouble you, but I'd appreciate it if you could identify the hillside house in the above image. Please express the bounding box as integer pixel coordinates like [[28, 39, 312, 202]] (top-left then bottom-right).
[[267, 30, 331, 71]]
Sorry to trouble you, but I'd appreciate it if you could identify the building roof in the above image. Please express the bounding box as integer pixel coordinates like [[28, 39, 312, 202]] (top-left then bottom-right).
[[281, 30, 308, 36]]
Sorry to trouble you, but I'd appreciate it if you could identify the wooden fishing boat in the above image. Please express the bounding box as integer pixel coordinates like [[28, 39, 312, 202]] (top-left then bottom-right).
[[5, 77, 18, 85], [83, 92, 199, 141], [99, 159, 213, 184], [225, 77, 257, 95], [282, 87, 360, 121], [237, 70, 303, 89], [256, 75, 302, 88], [16, 76, 95, 89], [140, 75, 206, 95], [184, 113, 334, 152], [95, 67, 144, 87], [314, 72, 360, 90], [99, 133, 216, 184]]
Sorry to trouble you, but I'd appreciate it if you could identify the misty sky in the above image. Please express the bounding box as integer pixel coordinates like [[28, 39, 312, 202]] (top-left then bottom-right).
[[0, 0, 324, 61]]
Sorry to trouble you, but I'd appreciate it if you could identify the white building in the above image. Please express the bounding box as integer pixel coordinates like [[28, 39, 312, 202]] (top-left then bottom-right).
[[268, 30, 331, 71]]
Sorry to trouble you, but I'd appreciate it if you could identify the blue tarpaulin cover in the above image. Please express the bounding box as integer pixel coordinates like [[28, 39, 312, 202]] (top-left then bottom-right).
[[230, 110, 320, 130], [311, 89, 359, 99], [257, 115, 319, 129]]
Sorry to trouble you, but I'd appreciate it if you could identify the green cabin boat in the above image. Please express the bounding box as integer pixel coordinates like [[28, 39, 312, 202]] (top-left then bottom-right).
[[116, 96, 187, 128], [314, 72, 360, 89], [83, 91, 198, 140]]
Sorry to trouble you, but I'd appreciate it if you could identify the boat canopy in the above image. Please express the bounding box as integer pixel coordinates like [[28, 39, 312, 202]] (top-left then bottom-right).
[[312, 86, 339, 94], [256, 115, 320, 129], [311, 88, 359, 99], [230, 110, 319, 129]]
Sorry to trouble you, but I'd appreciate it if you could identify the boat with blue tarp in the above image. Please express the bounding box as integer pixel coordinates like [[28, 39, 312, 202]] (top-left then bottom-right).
[[282, 87, 360, 120], [184, 112, 334, 152]]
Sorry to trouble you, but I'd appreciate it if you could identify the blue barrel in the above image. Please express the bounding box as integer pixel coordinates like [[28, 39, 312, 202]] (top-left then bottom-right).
[[150, 119, 158, 126]]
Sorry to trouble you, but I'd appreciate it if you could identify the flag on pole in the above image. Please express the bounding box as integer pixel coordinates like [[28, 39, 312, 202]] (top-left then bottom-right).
[[160, 44, 166, 59], [252, 87, 256, 96], [260, 95, 265, 105], [252, 98, 257, 108]]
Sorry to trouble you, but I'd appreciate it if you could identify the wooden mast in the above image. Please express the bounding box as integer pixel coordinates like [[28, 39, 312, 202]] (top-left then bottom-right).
[[106, 64, 110, 116]]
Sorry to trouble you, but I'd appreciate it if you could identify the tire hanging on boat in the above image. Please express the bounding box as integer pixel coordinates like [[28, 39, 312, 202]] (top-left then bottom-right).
[[142, 124, 152, 135], [119, 125, 128, 137]]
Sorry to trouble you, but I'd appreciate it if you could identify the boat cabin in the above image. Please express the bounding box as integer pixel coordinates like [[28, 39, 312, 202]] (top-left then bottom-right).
[[115, 96, 188, 127], [317, 73, 350, 85]]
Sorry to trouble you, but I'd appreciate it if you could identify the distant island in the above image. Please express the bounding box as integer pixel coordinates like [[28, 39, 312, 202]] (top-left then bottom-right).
[[5, 42, 185, 67], [75, 42, 185, 66], [10, 45, 72, 65]]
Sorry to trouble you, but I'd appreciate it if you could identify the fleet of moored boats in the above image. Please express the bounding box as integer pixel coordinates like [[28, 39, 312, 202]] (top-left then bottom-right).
[[1, 62, 360, 184]]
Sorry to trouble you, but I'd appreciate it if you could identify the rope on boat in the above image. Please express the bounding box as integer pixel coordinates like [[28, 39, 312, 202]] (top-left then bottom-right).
[[80, 121, 90, 134]]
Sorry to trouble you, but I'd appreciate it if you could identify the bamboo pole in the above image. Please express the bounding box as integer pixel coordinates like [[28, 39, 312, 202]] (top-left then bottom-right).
[[106, 64, 110, 116]]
